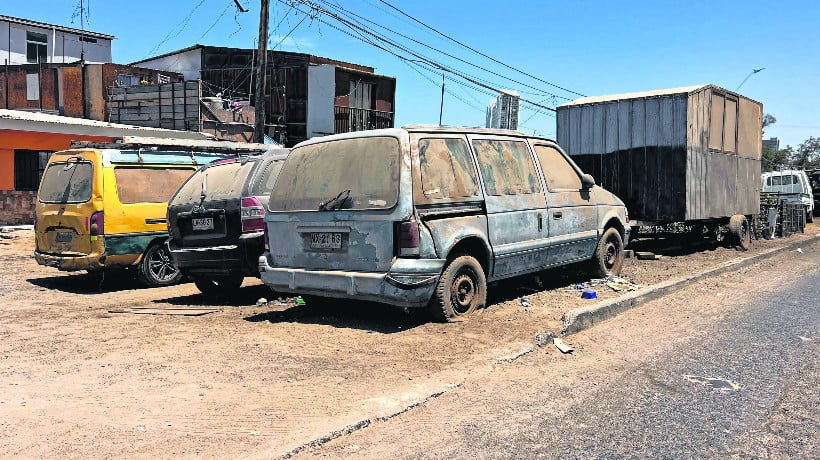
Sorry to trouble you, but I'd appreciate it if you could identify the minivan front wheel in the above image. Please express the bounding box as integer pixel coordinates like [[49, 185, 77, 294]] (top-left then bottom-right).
[[429, 255, 486, 322], [138, 243, 182, 287], [591, 227, 624, 278]]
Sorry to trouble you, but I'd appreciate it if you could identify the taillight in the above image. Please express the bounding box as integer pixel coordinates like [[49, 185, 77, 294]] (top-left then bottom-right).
[[241, 197, 265, 232], [263, 220, 270, 252], [90, 211, 104, 236], [397, 221, 420, 257]]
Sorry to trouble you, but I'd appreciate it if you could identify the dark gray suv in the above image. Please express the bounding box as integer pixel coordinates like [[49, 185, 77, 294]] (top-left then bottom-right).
[[167, 148, 289, 296]]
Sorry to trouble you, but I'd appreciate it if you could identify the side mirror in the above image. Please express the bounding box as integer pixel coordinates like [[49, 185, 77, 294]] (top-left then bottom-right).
[[581, 173, 595, 189]]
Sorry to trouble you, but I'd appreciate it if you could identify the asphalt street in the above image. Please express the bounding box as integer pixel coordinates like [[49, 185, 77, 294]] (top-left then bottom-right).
[[304, 252, 819, 459]]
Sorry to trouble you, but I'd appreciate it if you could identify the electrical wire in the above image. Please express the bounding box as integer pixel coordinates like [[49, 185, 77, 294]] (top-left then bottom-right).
[[376, 0, 586, 97]]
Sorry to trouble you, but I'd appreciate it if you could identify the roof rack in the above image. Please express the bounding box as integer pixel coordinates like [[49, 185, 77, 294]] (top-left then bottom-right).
[[70, 136, 279, 155]]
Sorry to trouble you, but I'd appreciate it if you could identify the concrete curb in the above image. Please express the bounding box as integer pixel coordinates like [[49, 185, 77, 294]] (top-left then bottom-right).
[[561, 233, 820, 336]]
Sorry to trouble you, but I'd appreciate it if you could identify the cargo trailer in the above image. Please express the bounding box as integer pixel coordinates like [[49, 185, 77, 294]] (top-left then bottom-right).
[[557, 84, 762, 248]]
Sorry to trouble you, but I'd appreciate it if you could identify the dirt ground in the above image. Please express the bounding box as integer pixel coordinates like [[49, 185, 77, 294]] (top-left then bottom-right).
[[1, 224, 818, 459]]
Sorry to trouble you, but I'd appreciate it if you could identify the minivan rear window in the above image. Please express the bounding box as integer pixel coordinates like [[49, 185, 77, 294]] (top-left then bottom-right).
[[115, 167, 195, 204], [269, 136, 400, 211], [38, 161, 93, 203], [171, 161, 255, 204]]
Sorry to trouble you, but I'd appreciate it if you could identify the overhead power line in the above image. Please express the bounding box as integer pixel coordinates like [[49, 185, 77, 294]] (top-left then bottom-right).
[[283, 0, 559, 112], [376, 0, 586, 98]]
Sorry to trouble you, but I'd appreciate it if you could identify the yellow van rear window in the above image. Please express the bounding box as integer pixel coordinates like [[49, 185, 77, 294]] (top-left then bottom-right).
[[115, 167, 194, 204], [38, 161, 93, 203]]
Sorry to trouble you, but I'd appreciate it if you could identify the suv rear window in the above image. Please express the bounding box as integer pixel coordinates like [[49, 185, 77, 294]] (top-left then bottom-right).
[[172, 161, 255, 204], [269, 136, 400, 211], [250, 159, 285, 197], [38, 161, 93, 203]]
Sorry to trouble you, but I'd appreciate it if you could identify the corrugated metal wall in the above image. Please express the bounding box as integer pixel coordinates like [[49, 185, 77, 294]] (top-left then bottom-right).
[[557, 93, 688, 222], [558, 86, 762, 223]]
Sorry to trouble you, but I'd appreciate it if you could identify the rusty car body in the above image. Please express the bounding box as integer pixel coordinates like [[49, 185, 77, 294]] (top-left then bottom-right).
[[258, 126, 629, 321]]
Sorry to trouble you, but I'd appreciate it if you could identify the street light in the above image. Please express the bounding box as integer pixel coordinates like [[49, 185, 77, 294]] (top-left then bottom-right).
[[735, 68, 765, 92]]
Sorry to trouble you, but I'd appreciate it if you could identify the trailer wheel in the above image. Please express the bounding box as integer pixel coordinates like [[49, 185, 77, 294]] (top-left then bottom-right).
[[591, 227, 624, 278], [728, 215, 750, 251], [428, 254, 486, 322]]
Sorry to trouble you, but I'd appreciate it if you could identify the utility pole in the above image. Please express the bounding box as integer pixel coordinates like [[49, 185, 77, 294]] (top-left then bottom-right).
[[253, 0, 270, 143], [439, 71, 445, 126]]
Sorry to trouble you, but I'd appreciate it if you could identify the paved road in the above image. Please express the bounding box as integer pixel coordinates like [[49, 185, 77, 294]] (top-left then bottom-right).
[[304, 248, 819, 459]]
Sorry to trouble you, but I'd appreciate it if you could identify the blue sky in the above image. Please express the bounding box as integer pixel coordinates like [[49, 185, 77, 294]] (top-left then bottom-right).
[[5, 0, 819, 149]]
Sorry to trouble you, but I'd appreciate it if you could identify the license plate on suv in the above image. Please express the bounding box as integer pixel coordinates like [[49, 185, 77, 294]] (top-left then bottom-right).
[[192, 217, 214, 231], [311, 232, 342, 249]]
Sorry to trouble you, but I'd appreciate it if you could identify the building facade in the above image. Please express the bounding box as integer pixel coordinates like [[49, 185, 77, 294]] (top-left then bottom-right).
[[132, 45, 396, 146], [486, 90, 520, 130], [762, 137, 780, 151], [0, 15, 114, 65]]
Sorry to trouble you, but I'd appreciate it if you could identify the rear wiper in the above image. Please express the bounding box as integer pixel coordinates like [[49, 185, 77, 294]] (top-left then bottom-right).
[[318, 189, 351, 211]]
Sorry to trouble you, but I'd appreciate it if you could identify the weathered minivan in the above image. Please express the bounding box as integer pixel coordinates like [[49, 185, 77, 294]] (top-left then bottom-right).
[[259, 126, 630, 321], [34, 137, 272, 286]]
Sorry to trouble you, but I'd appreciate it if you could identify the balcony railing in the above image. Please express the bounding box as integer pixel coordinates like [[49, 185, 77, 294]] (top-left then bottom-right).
[[334, 106, 394, 134]]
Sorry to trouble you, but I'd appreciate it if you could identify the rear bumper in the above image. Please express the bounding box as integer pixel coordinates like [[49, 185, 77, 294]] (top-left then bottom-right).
[[34, 237, 106, 271], [257, 256, 446, 308], [169, 233, 264, 276], [34, 250, 105, 271]]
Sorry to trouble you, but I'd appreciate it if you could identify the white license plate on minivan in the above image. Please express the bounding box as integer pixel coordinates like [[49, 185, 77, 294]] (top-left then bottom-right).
[[192, 217, 214, 231], [311, 232, 342, 249]]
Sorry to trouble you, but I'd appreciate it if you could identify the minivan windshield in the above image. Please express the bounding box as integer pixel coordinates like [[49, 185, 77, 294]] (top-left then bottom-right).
[[268, 136, 400, 211], [38, 161, 93, 203]]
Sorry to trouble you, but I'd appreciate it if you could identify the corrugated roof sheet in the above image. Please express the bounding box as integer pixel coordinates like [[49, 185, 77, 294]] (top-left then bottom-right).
[[0, 109, 212, 140], [559, 84, 711, 107], [0, 15, 115, 40]]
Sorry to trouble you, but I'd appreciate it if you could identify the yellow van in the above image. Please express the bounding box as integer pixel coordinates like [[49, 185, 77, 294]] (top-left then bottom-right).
[[34, 137, 273, 286]]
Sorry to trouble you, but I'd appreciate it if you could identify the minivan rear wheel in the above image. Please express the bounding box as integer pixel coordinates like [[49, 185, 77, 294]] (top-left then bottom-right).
[[137, 243, 182, 287], [591, 227, 624, 278], [429, 255, 486, 322], [194, 275, 244, 297]]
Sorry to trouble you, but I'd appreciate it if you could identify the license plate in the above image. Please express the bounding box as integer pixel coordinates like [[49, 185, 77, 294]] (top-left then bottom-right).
[[192, 217, 214, 231], [55, 232, 73, 242], [311, 232, 342, 249]]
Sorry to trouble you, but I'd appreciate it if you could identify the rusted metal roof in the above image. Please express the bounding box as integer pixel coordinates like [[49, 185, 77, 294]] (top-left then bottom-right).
[[0, 109, 212, 140], [0, 15, 115, 40], [559, 85, 711, 107]]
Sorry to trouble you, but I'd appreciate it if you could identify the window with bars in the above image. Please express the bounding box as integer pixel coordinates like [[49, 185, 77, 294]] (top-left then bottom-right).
[[14, 150, 53, 191]]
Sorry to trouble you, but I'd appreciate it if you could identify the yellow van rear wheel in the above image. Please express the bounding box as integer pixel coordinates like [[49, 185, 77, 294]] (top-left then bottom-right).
[[138, 243, 182, 287]]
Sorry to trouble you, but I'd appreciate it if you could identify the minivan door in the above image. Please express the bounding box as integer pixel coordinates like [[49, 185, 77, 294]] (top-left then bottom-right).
[[35, 156, 98, 256], [532, 143, 598, 266], [470, 137, 548, 278]]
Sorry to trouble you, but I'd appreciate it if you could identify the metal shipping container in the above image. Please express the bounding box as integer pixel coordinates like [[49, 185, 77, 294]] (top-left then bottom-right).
[[556, 84, 762, 225]]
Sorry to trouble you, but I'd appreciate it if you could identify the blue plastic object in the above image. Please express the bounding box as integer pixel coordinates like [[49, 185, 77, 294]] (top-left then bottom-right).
[[581, 289, 597, 299]]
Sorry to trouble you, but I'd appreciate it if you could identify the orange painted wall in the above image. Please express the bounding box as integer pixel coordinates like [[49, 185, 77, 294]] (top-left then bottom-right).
[[0, 129, 115, 191]]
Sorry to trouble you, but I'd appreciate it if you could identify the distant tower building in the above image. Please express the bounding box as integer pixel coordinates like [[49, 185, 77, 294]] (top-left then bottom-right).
[[762, 137, 780, 151], [486, 90, 520, 130]]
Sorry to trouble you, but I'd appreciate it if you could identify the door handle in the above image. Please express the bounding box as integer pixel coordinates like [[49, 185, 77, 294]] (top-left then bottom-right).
[[553, 211, 563, 219], [537, 214, 543, 232]]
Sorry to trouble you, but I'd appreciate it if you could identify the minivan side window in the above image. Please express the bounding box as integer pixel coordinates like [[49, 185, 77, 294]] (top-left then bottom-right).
[[533, 145, 582, 190], [115, 167, 194, 204], [418, 138, 480, 199], [38, 161, 93, 203], [472, 139, 539, 196]]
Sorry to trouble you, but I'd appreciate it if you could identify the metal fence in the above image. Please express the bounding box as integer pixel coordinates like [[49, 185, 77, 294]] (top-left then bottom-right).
[[334, 106, 394, 134], [754, 196, 805, 239]]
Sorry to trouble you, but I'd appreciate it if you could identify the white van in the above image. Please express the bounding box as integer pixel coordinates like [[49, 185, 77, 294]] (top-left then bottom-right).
[[761, 170, 814, 223], [258, 126, 630, 321]]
